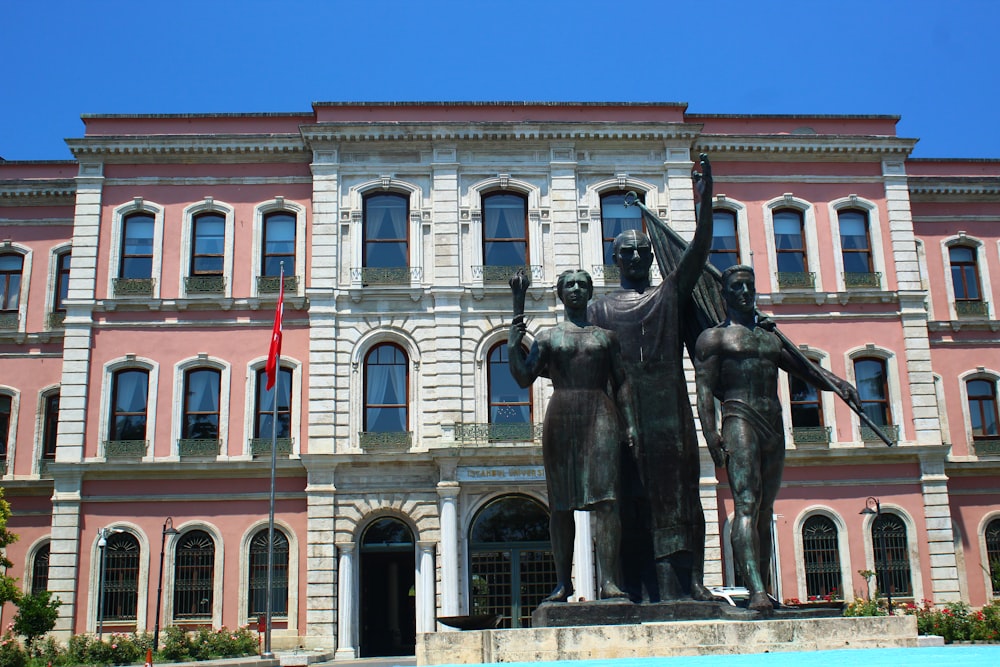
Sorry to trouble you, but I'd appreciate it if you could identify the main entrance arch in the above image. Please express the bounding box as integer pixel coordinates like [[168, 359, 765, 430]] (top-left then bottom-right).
[[359, 517, 415, 657], [469, 495, 556, 628]]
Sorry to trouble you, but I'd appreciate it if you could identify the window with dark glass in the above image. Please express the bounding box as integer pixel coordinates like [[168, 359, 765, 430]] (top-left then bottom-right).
[[986, 518, 1000, 593], [773, 209, 807, 273], [183, 368, 221, 440], [31, 543, 50, 593], [789, 374, 823, 428], [967, 379, 999, 439], [487, 343, 532, 440], [364, 344, 408, 432], [248, 528, 289, 617], [0, 395, 10, 461], [363, 193, 408, 268], [43, 392, 59, 460], [254, 367, 291, 439], [173, 530, 215, 620], [854, 358, 891, 426], [102, 532, 140, 621], [950, 246, 982, 302], [871, 513, 912, 597], [191, 214, 225, 276], [262, 212, 296, 277], [483, 193, 528, 268], [110, 369, 149, 441], [119, 214, 154, 279], [54, 252, 71, 312], [600, 193, 644, 267], [838, 210, 873, 274], [802, 515, 842, 598], [0, 253, 24, 312], [710, 209, 740, 272]]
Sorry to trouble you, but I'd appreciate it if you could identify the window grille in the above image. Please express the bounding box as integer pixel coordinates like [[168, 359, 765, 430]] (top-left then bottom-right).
[[174, 530, 215, 619], [102, 533, 140, 621], [31, 544, 50, 593], [872, 514, 912, 596], [802, 515, 842, 598], [248, 529, 289, 617]]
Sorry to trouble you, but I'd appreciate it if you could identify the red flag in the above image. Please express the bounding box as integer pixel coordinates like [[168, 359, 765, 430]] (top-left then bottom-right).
[[264, 270, 284, 390]]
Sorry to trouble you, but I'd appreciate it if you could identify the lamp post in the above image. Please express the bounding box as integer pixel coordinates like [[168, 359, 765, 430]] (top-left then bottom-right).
[[153, 517, 179, 652], [860, 496, 893, 614], [96, 527, 124, 639]]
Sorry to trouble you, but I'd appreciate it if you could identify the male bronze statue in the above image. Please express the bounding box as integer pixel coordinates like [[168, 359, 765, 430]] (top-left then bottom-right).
[[694, 265, 856, 612], [509, 269, 638, 601], [587, 155, 716, 601]]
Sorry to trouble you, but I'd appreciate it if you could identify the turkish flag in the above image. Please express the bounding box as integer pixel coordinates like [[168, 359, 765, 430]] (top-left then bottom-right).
[[264, 270, 284, 391]]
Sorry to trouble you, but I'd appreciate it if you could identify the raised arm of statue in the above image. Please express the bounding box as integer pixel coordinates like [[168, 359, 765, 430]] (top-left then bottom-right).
[[675, 154, 714, 297]]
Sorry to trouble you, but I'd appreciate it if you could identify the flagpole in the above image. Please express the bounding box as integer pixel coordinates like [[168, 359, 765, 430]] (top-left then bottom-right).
[[264, 264, 282, 659]]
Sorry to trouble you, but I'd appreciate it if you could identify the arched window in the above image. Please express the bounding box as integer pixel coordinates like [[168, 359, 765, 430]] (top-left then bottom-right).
[[31, 543, 50, 593], [364, 344, 408, 433], [986, 518, 1000, 595], [802, 515, 841, 598], [42, 392, 59, 460], [102, 532, 140, 622], [173, 530, 215, 620], [0, 253, 24, 314], [774, 208, 810, 288], [487, 342, 532, 441], [109, 369, 150, 442], [248, 528, 289, 618], [839, 209, 874, 285], [363, 193, 409, 282], [482, 192, 528, 275], [871, 513, 912, 597], [710, 209, 740, 272], [967, 379, 999, 439], [119, 213, 155, 279], [262, 212, 296, 278], [190, 213, 225, 277], [854, 357, 891, 428], [182, 368, 221, 441], [600, 193, 644, 269], [469, 495, 555, 629]]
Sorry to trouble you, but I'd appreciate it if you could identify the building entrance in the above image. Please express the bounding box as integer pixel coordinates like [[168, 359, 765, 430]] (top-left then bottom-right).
[[469, 495, 556, 628], [359, 517, 416, 657]]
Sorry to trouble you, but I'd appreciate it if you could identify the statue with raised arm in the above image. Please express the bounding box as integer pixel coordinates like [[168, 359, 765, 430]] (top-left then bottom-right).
[[694, 264, 857, 612], [588, 154, 716, 602], [509, 269, 638, 602]]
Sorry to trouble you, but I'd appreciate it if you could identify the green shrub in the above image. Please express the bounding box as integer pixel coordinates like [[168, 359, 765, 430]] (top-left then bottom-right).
[[0, 633, 27, 667], [160, 625, 258, 661], [899, 599, 1000, 643]]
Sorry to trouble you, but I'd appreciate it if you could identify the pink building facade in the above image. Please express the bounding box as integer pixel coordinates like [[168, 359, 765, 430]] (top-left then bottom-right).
[[0, 103, 997, 656]]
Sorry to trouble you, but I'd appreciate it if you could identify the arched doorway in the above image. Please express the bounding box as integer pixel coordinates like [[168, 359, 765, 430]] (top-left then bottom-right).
[[469, 495, 556, 628], [359, 517, 415, 657]]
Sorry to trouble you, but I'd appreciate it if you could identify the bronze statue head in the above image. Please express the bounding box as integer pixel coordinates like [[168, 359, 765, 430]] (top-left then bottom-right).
[[611, 229, 653, 283]]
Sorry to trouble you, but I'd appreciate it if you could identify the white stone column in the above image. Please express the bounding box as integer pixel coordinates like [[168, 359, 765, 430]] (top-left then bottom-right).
[[416, 541, 436, 633], [920, 456, 962, 603], [437, 482, 460, 617], [304, 469, 337, 649], [335, 542, 358, 660], [572, 511, 595, 600]]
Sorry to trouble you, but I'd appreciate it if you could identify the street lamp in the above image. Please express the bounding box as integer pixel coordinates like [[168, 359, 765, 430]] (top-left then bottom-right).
[[96, 527, 124, 639], [153, 517, 179, 652], [860, 496, 893, 614]]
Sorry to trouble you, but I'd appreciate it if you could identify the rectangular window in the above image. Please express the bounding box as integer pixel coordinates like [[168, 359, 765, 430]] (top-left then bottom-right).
[[773, 209, 807, 274], [262, 213, 296, 277], [120, 214, 155, 279], [600, 193, 644, 266], [43, 393, 59, 459], [110, 370, 149, 441], [54, 253, 71, 312], [191, 214, 225, 276], [483, 193, 528, 267], [0, 254, 24, 312], [950, 246, 982, 301], [364, 194, 409, 268], [967, 379, 999, 439], [710, 209, 740, 272], [256, 368, 291, 438], [183, 369, 221, 440], [0, 395, 10, 460], [854, 358, 891, 426], [789, 375, 823, 428], [839, 210, 873, 274]]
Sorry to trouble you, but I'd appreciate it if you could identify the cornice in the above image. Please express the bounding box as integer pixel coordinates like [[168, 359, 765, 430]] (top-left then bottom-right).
[[0, 178, 76, 204], [907, 176, 1000, 199], [66, 134, 309, 163], [299, 121, 704, 144], [694, 133, 918, 160]]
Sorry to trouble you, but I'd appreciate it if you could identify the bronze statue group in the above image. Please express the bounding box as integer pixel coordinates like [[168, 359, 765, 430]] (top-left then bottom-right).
[[508, 156, 863, 613]]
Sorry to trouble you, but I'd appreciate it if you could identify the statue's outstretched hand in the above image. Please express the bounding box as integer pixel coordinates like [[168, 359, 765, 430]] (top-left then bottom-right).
[[705, 431, 727, 468], [693, 153, 713, 201]]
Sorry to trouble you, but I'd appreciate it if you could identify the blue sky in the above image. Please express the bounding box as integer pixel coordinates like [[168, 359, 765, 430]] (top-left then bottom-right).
[[3, 0, 999, 161]]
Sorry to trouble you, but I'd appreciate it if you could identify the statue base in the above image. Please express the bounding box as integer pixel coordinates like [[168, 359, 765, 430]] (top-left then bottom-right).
[[416, 613, 918, 665], [531, 599, 843, 627]]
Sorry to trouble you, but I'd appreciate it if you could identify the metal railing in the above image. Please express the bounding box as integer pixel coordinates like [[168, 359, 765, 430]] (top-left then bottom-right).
[[104, 440, 148, 457], [350, 266, 422, 285], [973, 439, 1000, 456], [472, 265, 543, 283], [956, 300, 990, 318], [792, 426, 833, 445], [455, 422, 543, 444], [861, 425, 899, 443], [359, 431, 412, 451], [257, 275, 298, 293], [113, 278, 155, 297], [250, 438, 294, 457], [776, 271, 816, 289], [184, 275, 226, 294], [177, 439, 221, 457], [844, 272, 882, 289]]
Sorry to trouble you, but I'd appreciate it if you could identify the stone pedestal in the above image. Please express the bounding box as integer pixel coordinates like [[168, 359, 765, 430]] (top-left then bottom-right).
[[416, 615, 918, 665]]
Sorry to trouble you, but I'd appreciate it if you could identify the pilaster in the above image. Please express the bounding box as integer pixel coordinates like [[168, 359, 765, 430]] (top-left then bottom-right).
[[920, 456, 961, 603], [305, 469, 338, 649], [549, 143, 578, 273], [47, 471, 83, 637]]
